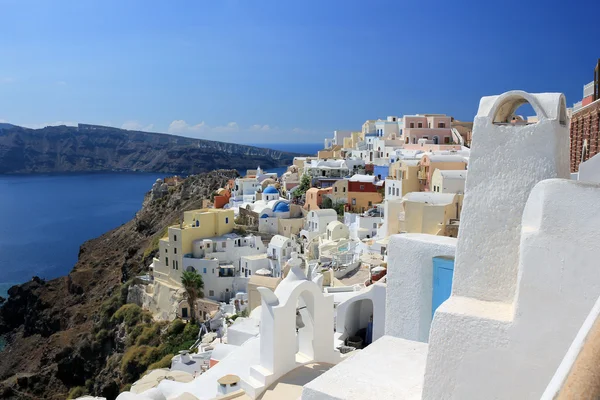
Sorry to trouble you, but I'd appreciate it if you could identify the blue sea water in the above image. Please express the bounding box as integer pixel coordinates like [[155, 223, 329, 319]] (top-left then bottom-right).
[[0, 173, 166, 293], [0, 145, 317, 298]]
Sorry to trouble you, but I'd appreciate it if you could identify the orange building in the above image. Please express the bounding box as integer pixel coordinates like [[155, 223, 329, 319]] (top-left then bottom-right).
[[417, 154, 467, 191], [304, 187, 332, 211]]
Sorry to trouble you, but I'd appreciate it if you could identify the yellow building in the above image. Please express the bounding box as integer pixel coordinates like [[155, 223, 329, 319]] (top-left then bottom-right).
[[398, 192, 462, 237], [247, 275, 282, 311], [343, 132, 364, 149], [387, 159, 421, 197], [154, 209, 235, 284], [329, 179, 348, 203], [317, 145, 343, 160]]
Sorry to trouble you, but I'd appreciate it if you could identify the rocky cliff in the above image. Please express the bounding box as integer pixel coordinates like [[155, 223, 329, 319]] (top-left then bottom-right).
[[0, 170, 239, 399], [0, 124, 299, 174]]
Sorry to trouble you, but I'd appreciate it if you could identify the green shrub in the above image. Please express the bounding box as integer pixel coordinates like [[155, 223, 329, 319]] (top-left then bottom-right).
[[67, 386, 86, 399], [148, 353, 174, 370], [99, 291, 124, 328], [112, 304, 144, 328], [95, 329, 110, 342], [168, 319, 185, 336], [121, 383, 132, 393], [135, 324, 163, 347], [182, 323, 199, 341], [121, 345, 162, 383]]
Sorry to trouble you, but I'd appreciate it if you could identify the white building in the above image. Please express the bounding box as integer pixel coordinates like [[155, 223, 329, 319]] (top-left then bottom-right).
[[266, 234, 301, 277], [324, 130, 353, 149], [345, 212, 381, 240], [430, 169, 466, 194], [304, 159, 363, 180], [300, 209, 338, 244], [230, 177, 261, 206], [374, 116, 401, 138]]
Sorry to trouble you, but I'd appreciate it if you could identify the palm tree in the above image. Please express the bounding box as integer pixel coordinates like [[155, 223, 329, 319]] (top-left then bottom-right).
[[181, 270, 204, 324]]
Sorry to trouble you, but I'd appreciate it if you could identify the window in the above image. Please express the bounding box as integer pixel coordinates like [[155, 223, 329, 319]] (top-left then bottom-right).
[[222, 242, 226, 248], [444, 137, 451, 144], [438, 122, 445, 128], [410, 122, 414, 128], [418, 122, 423, 128], [203, 267, 207, 274], [226, 288, 229, 292], [165, 248, 167, 253], [174, 248, 177, 254], [368, 201, 373, 206], [173, 260, 176, 269], [343, 187, 346, 192], [166, 257, 169, 266], [174, 235, 177, 242], [209, 290, 214, 297], [334, 187, 338, 192], [396, 188, 399, 196], [248, 270, 251, 275], [226, 217, 229, 224], [412, 137, 417, 144], [196, 220, 199, 227], [352, 198, 356, 205], [360, 185, 365, 190], [212, 268, 215, 274], [373, 223, 377, 228]]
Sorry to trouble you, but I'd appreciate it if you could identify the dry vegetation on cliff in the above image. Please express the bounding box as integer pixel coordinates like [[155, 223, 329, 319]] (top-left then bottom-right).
[[0, 169, 239, 399]]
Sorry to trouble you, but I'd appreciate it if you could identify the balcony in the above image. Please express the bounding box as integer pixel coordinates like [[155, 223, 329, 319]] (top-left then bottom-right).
[[417, 170, 427, 180]]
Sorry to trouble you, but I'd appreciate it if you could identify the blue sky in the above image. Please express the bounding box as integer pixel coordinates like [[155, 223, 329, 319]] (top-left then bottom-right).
[[0, 0, 598, 143]]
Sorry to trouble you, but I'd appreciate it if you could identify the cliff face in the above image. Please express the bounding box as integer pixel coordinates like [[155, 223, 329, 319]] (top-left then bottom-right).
[[0, 170, 239, 399], [0, 124, 299, 174]]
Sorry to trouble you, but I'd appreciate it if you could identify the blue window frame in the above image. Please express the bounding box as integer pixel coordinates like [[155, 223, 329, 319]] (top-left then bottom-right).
[[203, 268, 207, 274]]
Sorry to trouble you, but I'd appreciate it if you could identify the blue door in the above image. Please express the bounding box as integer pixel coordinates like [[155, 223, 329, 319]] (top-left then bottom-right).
[[432, 256, 455, 318]]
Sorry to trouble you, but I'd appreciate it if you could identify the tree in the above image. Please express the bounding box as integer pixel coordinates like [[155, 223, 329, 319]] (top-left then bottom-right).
[[181, 270, 205, 324], [293, 174, 312, 199]]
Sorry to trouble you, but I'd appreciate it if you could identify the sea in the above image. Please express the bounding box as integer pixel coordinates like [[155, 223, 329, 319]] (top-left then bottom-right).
[[0, 143, 322, 299]]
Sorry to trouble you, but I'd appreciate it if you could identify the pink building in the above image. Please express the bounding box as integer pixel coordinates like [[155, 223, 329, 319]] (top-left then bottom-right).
[[403, 115, 453, 145]]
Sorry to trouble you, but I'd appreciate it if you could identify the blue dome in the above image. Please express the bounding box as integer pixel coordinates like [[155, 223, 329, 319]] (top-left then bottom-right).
[[263, 185, 279, 194], [260, 214, 270, 218], [273, 201, 290, 213]]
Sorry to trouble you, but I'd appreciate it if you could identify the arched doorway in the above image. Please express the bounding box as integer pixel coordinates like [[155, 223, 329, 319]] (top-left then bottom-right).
[[433, 136, 439, 144], [296, 289, 316, 360], [340, 298, 374, 348]]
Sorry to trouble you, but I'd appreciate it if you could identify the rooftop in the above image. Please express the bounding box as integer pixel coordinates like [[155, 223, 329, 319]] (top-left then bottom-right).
[[438, 170, 467, 179], [425, 154, 466, 163], [403, 192, 456, 205], [302, 336, 428, 400], [241, 253, 268, 261], [349, 174, 376, 183], [258, 363, 333, 400]]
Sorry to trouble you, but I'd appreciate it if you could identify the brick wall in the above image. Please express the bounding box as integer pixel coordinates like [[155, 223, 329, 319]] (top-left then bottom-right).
[[570, 100, 600, 172]]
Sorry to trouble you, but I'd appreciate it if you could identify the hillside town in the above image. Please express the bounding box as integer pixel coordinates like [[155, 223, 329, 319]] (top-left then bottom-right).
[[102, 62, 600, 400]]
